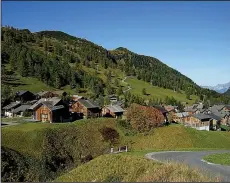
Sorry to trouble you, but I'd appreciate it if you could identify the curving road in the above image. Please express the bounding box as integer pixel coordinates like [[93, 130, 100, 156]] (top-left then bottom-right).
[[145, 150, 230, 182]]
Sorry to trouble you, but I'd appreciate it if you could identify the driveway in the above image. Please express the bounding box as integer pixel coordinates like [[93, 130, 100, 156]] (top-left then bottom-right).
[[146, 150, 230, 182]]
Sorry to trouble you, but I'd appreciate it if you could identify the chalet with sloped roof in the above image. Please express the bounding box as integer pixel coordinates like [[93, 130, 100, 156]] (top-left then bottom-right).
[[102, 104, 125, 118], [29, 97, 69, 122], [2, 101, 21, 117], [71, 98, 101, 118], [15, 90, 35, 102]]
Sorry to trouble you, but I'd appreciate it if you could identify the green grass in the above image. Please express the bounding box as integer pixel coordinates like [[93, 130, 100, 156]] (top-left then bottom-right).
[[203, 153, 230, 166], [2, 119, 230, 182], [1, 118, 118, 159], [1, 117, 31, 123], [55, 154, 219, 182], [126, 77, 198, 105], [125, 125, 230, 151], [11, 76, 54, 93], [2, 120, 230, 159]]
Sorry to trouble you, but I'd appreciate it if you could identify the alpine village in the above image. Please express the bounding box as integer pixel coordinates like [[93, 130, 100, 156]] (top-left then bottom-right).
[[1, 26, 230, 182]]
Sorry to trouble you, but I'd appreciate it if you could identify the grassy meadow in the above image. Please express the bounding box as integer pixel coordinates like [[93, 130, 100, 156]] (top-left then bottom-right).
[[126, 77, 199, 105], [203, 153, 230, 166]]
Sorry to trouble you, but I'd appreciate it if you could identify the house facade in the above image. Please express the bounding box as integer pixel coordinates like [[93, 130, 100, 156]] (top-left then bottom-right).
[[186, 114, 212, 131], [71, 98, 101, 118], [29, 97, 69, 123]]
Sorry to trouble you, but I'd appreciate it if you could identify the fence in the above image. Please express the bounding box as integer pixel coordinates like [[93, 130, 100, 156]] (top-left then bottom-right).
[[110, 146, 128, 154]]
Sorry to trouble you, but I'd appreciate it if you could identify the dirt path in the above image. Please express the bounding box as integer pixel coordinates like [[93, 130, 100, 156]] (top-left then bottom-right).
[[122, 76, 132, 93]]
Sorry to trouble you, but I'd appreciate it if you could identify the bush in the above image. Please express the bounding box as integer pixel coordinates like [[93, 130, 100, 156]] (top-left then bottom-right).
[[99, 127, 119, 145], [126, 103, 165, 132], [1, 146, 40, 182]]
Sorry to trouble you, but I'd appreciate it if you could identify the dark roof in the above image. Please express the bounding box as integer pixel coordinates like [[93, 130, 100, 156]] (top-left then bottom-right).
[[193, 113, 211, 120], [13, 105, 31, 113], [208, 113, 222, 121], [153, 105, 168, 113], [3, 102, 21, 110], [16, 90, 28, 96], [16, 90, 34, 96], [78, 98, 100, 109]]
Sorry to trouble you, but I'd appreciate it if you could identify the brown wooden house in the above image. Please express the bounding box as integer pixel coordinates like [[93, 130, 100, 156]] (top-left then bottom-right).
[[186, 114, 212, 131], [29, 97, 69, 123], [15, 91, 35, 103], [35, 91, 59, 100], [102, 104, 125, 118], [71, 98, 101, 118]]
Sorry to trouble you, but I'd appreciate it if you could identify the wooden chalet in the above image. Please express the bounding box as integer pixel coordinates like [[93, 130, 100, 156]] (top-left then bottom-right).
[[29, 97, 69, 123], [2, 101, 21, 117], [184, 105, 198, 115], [187, 114, 212, 131], [71, 98, 101, 118], [102, 104, 125, 118], [15, 91, 35, 103], [35, 91, 58, 100], [172, 112, 190, 123]]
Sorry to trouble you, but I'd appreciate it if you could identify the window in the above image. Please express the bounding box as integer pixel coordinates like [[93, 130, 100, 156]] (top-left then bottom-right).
[[41, 114, 48, 118]]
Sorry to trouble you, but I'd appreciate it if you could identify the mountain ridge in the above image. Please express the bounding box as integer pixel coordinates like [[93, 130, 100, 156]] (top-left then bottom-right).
[[201, 81, 230, 93]]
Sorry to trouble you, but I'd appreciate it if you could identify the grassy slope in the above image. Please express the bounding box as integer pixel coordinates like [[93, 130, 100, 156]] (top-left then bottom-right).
[[1, 118, 118, 159], [203, 153, 230, 166], [126, 125, 230, 152], [126, 77, 198, 105], [55, 154, 219, 182], [2, 120, 230, 159]]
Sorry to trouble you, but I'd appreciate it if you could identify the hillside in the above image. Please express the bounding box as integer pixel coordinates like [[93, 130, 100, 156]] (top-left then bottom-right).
[[224, 88, 230, 96], [2, 118, 230, 182], [2, 26, 229, 107], [55, 154, 218, 182]]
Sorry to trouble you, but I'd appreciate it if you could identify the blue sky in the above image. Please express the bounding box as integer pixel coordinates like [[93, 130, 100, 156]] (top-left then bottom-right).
[[2, 1, 230, 86]]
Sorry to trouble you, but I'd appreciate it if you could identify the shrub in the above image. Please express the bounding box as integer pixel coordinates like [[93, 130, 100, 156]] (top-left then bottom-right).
[[126, 103, 165, 132], [1, 146, 40, 182], [99, 127, 119, 145]]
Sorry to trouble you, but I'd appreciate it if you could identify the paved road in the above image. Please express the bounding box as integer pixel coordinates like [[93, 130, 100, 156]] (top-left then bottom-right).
[[146, 150, 230, 182]]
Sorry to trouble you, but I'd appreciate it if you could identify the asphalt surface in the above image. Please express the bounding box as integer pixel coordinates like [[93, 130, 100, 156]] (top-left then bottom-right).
[[146, 150, 230, 182]]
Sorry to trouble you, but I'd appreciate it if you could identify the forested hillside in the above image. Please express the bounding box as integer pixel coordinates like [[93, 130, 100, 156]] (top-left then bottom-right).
[[224, 88, 230, 96], [2, 26, 230, 106]]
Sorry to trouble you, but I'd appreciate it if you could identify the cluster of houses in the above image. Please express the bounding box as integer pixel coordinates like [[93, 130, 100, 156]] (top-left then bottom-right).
[[2, 90, 126, 123], [166, 103, 230, 131], [2, 90, 230, 131]]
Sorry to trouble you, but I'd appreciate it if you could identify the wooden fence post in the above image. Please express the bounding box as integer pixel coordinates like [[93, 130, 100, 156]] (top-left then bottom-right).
[[111, 148, 113, 153]]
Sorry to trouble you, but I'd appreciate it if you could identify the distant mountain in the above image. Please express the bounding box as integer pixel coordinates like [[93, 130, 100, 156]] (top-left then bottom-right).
[[201, 82, 230, 93]]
